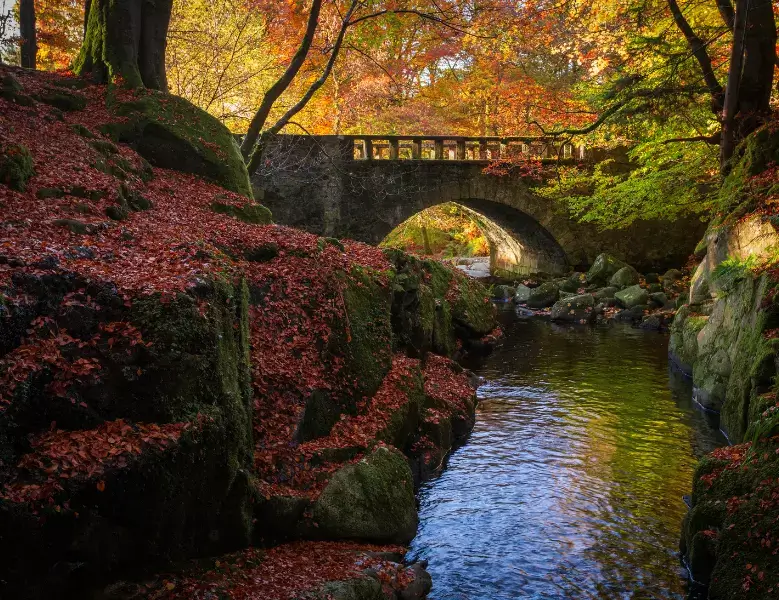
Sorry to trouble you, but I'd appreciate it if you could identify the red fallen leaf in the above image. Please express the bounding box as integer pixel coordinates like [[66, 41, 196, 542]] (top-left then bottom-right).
[[96, 480, 105, 492]]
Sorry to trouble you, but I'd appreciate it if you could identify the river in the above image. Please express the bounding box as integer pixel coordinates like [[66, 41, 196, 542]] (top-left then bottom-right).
[[409, 305, 727, 600]]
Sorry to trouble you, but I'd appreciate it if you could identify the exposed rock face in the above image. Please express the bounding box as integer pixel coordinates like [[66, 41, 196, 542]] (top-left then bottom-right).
[[675, 124, 779, 600], [670, 215, 779, 436], [514, 283, 532, 303]]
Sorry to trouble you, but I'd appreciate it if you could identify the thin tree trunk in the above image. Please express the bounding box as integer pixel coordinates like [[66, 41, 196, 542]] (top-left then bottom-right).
[[246, 0, 357, 174], [19, 0, 36, 70], [714, 0, 735, 31], [667, 0, 724, 111], [240, 0, 323, 161]]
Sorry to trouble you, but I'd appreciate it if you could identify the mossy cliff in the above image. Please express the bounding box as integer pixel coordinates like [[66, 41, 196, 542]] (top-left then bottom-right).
[[0, 66, 495, 599], [671, 123, 779, 599]]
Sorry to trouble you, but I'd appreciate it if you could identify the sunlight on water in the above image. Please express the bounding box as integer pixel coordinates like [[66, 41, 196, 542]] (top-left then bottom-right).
[[409, 308, 726, 600]]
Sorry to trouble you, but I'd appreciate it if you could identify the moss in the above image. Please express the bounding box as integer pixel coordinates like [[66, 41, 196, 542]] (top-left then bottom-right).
[[105, 205, 128, 221], [448, 269, 496, 336], [36, 187, 65, 199], [296, 577, 386, 600], [338, 266, 394, 402], [1, 74, 34, 106], [101, 91, 253, 197], [685, 430, 779, 599], [70, 123, 96, 139], [376, 365, 424, 452], [313, 446, 418, 544], [90, 139, 120, 155], [35, 88, 87, 111], [0, 143, 35, 192], [211, 201, 272, 225]]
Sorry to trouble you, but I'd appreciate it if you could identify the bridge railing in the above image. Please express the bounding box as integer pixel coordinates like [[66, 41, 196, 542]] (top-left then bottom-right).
[[346, 135, 586, 162]]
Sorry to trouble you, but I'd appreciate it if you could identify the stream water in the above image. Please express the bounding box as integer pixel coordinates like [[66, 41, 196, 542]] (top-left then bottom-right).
[[409, 306, 727, 600]]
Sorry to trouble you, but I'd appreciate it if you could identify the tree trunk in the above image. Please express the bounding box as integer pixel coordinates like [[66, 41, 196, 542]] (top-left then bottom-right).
[[74, 0, 173, 90], [720, 0, 777, 169], [19, 0, 36, 70]]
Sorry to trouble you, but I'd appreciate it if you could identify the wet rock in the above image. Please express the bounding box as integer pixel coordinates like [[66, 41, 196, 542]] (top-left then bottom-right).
[[550, 294, 595, 324], [593, 286, 618, 300], [526, 282, 559, 309], [513, 284, 532, 304], [585, 253, 629, 286], [492, 284, 515, 301], [559, 272, 586, 293], [649, 292, 668, 308], [639, 315, 662, 330], [615, 285, 650, 309], [609, 266, 640, 289]]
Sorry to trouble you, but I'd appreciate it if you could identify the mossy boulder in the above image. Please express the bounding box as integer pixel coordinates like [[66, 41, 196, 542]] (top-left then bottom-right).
[[559, 272, 586, 293], [527, 282, 559, 309], [514, 284, 532, 303], [102, 91, 253, 197], [211, 201, 272, 225], [36, 88, 87, 111], [492, 284, 515, 301], [0, 143, 35, 191], [614, 285, 649, 309], [609, 266, 640, 289], [313, 446, 418, 544], [593, 286, 618, 300], [295, 577, 387, 600], [586, 253, 629, 286], [550, 294, 595, 324]]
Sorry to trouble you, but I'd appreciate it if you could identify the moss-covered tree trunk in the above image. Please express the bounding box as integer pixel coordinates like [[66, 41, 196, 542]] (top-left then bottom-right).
[[74, 0, 172, 91]]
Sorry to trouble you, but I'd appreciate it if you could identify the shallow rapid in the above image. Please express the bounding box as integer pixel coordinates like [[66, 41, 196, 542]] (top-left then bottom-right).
[[409, 307, 727, 600]]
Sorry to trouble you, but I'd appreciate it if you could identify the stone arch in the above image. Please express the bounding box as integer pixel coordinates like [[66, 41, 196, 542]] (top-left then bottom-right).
[[381, 199, 569, 276]]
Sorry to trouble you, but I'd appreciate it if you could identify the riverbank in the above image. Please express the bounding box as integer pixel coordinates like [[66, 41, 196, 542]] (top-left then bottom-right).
[[0, 66, 496, 599]]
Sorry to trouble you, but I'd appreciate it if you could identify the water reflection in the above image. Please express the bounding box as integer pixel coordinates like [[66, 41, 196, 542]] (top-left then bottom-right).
[[409, 308, 725, 600]]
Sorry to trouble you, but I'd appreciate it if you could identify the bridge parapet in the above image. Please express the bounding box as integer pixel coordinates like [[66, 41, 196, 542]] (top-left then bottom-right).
[[345, 134, 586, 161]]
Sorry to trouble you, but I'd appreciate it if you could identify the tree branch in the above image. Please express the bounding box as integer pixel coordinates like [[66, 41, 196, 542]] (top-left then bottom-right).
[[662, 132, 721, 144], [666, 0, 724, 111], [240, 0, 323, 160]]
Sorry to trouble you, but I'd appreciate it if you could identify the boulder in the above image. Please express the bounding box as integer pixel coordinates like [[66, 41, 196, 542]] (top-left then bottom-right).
[[559, 290, 576, 299], [615, 285, 650, 309], [593, 286, 618, 300], [492, 285, 515, 301], [644, 272, 660, 283], [609, 266, 640, 289], [526, 282, 560, 309], [513, 284, 532, 304], [313, 446, 418, 544], [550, 294, 595, 324], [102, 93, 254, 197], [559, 272, 586, 293], [649, 292, 668, 308], [639, 315, 662, 330], [586, 253, 629, 286]]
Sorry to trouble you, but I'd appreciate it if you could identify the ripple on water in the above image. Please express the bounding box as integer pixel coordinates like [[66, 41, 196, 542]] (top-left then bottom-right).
[[409, 314, 725, 600]]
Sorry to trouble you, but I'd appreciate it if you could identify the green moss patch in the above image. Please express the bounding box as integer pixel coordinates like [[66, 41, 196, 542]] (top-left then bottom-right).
[[101, 91, 253, 197], [0, 143, 35, 192], [211, 201, 272, 225]]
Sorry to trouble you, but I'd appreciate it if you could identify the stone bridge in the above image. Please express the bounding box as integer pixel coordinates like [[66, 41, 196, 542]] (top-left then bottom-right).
[[252, 135, 705, 276]]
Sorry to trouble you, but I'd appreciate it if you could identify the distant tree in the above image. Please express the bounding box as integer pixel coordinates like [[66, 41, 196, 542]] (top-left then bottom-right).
[[19, 0, 35, 68]]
